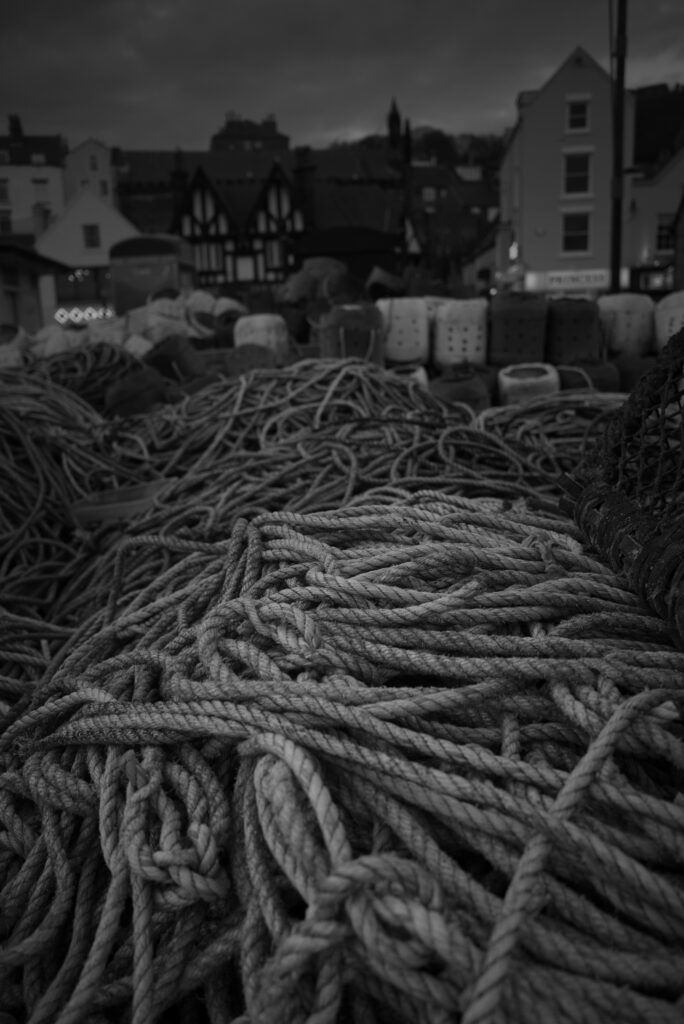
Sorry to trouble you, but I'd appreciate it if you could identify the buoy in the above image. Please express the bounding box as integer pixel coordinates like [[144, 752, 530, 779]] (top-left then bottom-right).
[[497, 363, 560, 405], [597, 293, 655, 357], [654, 291, 684, 352]]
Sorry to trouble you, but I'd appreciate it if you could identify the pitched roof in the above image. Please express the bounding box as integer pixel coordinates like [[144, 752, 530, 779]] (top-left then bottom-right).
[[0, 134, 66, 166], [307, 145, 400, 182], [311, 181, 404, 233], [633, 84, 684, 172], [117, 193, 176, 234], [0, 242, 69, 272]]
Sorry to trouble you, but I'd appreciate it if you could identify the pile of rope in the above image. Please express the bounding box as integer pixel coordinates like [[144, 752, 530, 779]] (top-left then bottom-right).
[[30, 343, 144, 414], [476, 390, 625, 482], [1, 496, 683, 1023], [0, 363, 631, 716], [0, 372, 157, 638]]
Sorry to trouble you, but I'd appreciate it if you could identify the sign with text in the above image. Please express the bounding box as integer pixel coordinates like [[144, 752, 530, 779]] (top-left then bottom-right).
[[545, 268, 610, 290], [524, 268, 631, 292]]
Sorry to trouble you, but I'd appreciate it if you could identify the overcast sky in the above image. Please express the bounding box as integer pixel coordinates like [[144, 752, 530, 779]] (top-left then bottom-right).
[[2, 0, 683, 150]]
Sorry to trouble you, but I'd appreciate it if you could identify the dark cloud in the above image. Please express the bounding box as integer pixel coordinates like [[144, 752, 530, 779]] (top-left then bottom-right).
[[1, 0, 683, 149]]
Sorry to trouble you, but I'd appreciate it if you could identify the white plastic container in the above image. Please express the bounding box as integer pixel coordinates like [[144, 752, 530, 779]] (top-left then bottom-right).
[[433, 298, 488, 369], [498, 363, 560, 406], [376, 298, 430, 364], [597, 293, 655, 357], [654, 290, 684, 352], [234, 314, 289, 358], [423, 295, 450, 322]]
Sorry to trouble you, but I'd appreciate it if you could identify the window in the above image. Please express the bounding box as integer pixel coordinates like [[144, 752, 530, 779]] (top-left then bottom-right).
[[82, 224, 101, 249], [0, 211, 12, 233], [563, 152, 591, 195], [422, 186, 437, 204], [34, 204, 51, 231], [31, 153, 46, 165], [0, 179, 8, 203], [265, 239, 283, 269], [100, 180, 109, 197], [562, 212, 590, 253], [89, 154, 98, 171], [235, 255, 255, 281], [566, 99, 589, 132], [656, 213, 674, 252]]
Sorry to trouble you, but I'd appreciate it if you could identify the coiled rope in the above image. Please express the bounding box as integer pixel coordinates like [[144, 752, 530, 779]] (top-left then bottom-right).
[[1, 497, 683, 1023]]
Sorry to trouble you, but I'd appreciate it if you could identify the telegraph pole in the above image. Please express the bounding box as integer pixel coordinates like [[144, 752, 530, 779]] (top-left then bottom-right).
[[610, 0, 628, 292]]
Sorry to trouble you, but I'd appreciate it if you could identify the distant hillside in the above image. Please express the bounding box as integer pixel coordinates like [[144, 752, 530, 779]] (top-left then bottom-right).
[[325, 126, 506, 176]]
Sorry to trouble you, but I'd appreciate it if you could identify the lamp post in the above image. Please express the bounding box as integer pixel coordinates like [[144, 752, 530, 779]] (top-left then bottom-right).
[[610, 0, 628, 293]]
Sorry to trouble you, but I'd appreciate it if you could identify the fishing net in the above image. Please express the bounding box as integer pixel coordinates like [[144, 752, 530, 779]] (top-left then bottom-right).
[[560, 328, 684, 646]]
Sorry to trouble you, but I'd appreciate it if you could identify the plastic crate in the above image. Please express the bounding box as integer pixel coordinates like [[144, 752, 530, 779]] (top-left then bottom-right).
[[488, 293, 548, 366], [234, 314, 289, 359], [317, 303, 385, 364], [433, 299, 488, 369], [376, 298, 430, 364], [545, 297, 602, 364], [654, 291, 684, 353], [597, 293, 655, 356]]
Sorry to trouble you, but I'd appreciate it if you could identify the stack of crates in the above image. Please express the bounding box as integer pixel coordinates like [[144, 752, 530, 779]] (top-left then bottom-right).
[[316, 304, 385, 365], [376, 298, 430, 365], [488, 294, 548, 366], [433, 299, 488, 370], [545, 298, 603, 364]]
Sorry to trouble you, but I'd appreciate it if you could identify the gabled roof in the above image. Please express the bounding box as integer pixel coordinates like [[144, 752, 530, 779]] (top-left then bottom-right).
[[538, 47, 611, 96], [35, 188, 139, 248], [500, 48, 611, 165], [67, 138, 110, 155], [181, 162, 297, 234]]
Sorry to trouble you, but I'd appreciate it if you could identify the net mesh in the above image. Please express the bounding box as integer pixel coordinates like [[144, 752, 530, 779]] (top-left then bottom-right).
[[560, 327, 684, 646]]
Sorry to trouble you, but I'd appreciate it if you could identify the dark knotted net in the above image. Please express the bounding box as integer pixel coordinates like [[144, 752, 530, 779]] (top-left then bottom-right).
[[560, 328, 684, 646]]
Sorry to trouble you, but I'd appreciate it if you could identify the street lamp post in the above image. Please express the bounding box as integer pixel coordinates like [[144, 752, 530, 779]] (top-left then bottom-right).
[[610, 0, 628, 293]]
